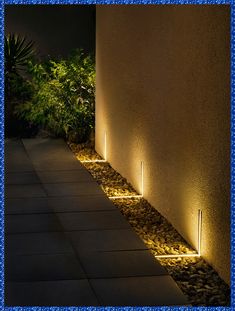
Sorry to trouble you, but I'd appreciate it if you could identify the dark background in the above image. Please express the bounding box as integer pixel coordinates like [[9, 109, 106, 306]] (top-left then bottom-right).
[[5, 5, 96, 58]]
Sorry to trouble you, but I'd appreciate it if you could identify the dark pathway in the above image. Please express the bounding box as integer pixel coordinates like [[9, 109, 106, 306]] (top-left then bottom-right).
[[5, 138, 188, 306]]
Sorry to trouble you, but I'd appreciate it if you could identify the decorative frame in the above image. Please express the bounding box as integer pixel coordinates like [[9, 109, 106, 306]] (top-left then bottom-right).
[[0, 1, 233, 310]]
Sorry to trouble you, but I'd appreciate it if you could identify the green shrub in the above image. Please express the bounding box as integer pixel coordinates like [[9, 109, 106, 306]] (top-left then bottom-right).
[[5, 33, 36, 137], [5, 73, 37, 137], [16, 49, 95, 143]]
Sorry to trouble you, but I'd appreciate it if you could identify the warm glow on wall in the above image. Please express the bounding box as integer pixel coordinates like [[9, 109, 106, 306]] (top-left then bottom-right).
[[96, 5, 230, 283], [180, 172, 207, 255], [81, 131, 107, 163], [95, 131, 202, 258], [155, 210, 202, 259], [109, 160, 144, 199]]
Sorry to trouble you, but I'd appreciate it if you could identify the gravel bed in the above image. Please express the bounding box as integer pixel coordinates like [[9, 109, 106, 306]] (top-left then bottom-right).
[[69, 142, 230, 306]]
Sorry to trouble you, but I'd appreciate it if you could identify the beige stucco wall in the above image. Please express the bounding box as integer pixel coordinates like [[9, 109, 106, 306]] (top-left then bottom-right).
[[96, 5, 230, 284]]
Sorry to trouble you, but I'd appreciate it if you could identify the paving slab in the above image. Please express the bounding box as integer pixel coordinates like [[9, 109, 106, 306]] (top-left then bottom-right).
[[5, 280, 100, 306], [5, 214, 63, 234], [6, 232, 74, 255], [5, 184, 47, 198], [48, 195, 116, 212], [66, 229, 148, 252], [57, 211, 131, 231], [23, 138, 84, 171], [5, 197, 53, 215], [90, 275, 188, 306], [5, 172, 40, 185], [5, 138, 188, 306], [5, 140, 34, 172], [43, 182, 104, 197], [31, 161, 84, 172], [79, 250, 167, 278], [37, 170, 94, 183], [5, 253, 85, 281], [5, 195, 116, 215]]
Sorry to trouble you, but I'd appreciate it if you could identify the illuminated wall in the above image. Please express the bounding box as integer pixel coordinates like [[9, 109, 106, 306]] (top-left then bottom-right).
[[96, 5, 230, 284]]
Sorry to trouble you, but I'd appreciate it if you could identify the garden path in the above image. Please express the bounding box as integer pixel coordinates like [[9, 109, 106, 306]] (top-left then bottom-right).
[[5, 138, 188, 306]]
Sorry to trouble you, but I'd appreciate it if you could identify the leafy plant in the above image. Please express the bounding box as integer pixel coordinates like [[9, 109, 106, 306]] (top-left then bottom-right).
[[4, 33, 35, 137], [5, 33, 35, 76], [16, 49, 95, 143]]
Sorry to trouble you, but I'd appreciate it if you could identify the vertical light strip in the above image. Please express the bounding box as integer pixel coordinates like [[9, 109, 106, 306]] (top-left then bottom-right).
[[104, 131, 107, 161], [141, 161, 144, 196], [155, 210, 202, 259], [80, 131, 107, 163], [198, 209, 202, 256], [108, 160, 144, 199]]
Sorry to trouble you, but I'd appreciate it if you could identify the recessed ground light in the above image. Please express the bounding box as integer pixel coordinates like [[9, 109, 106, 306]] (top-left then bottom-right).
[[80, 131, 107, 163], [109, 161, 144, 199], [79, 139, 202, 259], [155, 209, 202, 259]]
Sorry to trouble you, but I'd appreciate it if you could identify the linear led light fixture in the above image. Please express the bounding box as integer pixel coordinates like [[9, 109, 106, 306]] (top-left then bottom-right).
[[81, 131, 107, 163], [109, 194, 143, 199], [81, 159, 106, 163], [109, 161, 144, 199], [155, 210, 202, 259]]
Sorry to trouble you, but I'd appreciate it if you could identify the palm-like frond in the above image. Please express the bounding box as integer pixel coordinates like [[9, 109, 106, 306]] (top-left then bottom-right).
[[5, 33, 35, 75]]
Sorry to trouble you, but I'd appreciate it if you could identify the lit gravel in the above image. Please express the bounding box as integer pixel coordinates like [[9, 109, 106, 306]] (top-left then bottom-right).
[[68, 142, 230, 306]]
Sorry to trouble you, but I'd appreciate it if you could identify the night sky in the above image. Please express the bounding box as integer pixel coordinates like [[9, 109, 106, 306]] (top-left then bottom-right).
[[5, 5, 96, 58]]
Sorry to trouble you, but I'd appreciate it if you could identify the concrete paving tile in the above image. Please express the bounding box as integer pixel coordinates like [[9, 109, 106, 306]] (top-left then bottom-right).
[[5, 172, 40, 185], [5, 184, 47, 198], [58, 211, 131, 231], [4, 138, 188, 307], [5, 140, 34, 172], [5, 214, 63, 234], [6, 232, 74, 255], [5, 195, 116, 215], [79, 250, 167, 278], [48, 195, 116, 212], [5, 197, 53, 215], [90, 275, 188, 306], [23, 138, 84, 171], [22, 138, 71, 154], [23, 138, 74, 151], [44, 182, 104, 197], [35, 162, 83, 171], [5, 280, 100, 306], [66, 229, 148, 253], [37, 170, 94, 183], [5, 164, 34, 173], [5, 253, 85, 281]]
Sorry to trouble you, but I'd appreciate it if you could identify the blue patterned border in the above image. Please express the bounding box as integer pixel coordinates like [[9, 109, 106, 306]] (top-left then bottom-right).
[[2, 0, 232, 4], [0, 1, 233, 310], [0, 0, 4, 310], [231, 3, 235, 308]]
